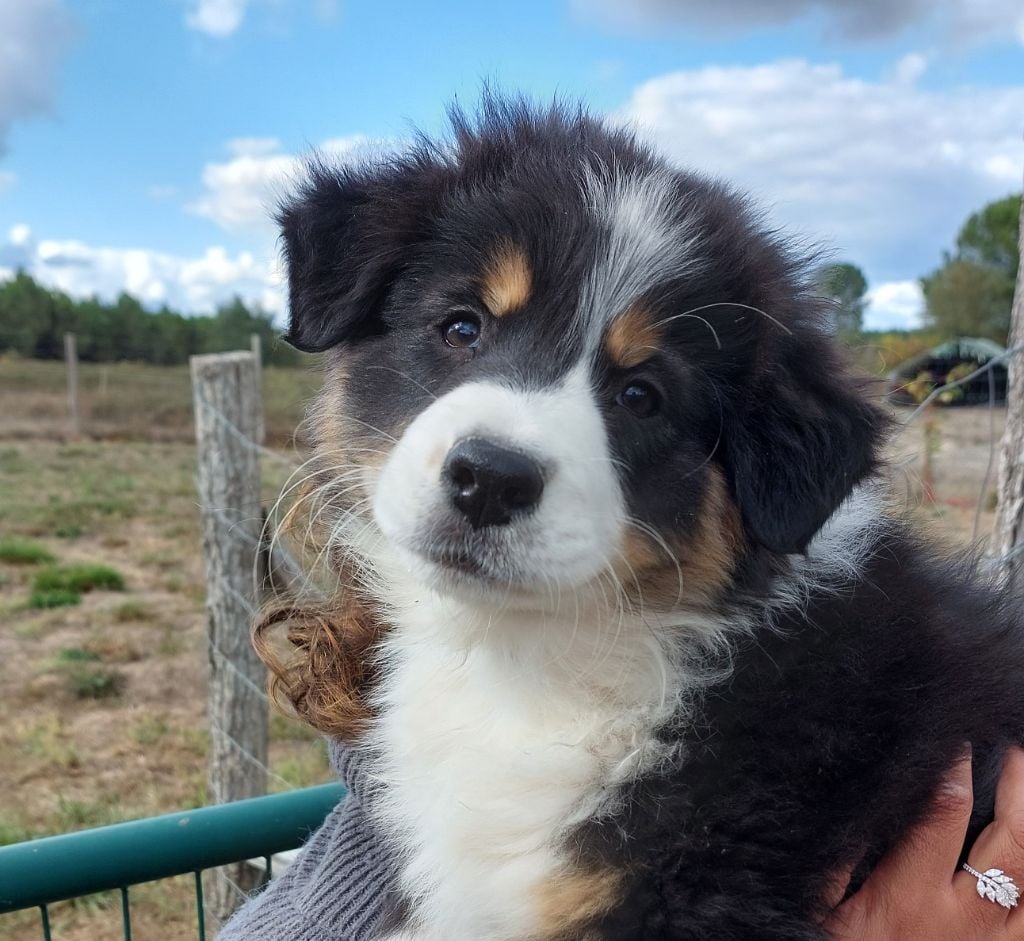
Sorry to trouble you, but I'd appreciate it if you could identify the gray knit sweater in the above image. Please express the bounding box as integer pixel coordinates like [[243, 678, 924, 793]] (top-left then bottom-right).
[[216, 741, 399, 941]]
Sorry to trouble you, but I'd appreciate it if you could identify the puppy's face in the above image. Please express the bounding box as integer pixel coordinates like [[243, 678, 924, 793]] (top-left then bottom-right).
[[282, 105, 882, 610]]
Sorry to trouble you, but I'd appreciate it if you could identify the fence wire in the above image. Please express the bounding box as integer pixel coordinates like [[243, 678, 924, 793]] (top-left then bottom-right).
[[888, 343, 1023, 571]]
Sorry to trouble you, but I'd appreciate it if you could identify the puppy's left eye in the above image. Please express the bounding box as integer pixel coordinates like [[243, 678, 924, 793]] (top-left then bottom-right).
[[442, 314, 481, 349], [617, 382, 660, 418]]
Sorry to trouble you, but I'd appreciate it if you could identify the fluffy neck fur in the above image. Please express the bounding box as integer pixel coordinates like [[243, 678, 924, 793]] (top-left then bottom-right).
[[348, 485, 886, 940]]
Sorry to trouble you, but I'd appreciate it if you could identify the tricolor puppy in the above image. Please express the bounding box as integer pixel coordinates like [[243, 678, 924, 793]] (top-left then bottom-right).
[[261, 99, 1024, 940]]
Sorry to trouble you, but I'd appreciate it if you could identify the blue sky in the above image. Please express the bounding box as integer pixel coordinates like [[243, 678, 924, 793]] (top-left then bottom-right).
[[0, 0, 1022, 330]]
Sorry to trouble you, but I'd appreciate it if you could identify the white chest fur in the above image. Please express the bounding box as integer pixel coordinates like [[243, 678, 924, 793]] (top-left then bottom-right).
[[366, 595, 684, 941]]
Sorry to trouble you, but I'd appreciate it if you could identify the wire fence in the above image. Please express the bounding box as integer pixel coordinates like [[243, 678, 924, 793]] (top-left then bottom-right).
[[885, 342, 1023, 573]]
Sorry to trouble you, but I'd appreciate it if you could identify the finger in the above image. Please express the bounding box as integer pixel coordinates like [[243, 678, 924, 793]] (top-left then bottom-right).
[[822, 862, 856, 911], [870, 752, 974, 896], [996, 747, 1024, 827], [953, 749, 1024, 925]]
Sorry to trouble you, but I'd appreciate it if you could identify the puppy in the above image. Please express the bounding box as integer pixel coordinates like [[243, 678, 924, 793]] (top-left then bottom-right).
[[260, 97, 1024, 940]]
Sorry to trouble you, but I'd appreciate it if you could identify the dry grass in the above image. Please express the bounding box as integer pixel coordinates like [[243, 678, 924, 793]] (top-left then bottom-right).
[[0, 355, 320, 445], [0, 353, 1008, 940], [0, 436, 330, 941]]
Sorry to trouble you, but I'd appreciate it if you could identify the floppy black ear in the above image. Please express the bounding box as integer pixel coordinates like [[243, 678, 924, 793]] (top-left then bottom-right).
[[277, 161, 428, 353], [724, 334, 886, 555]]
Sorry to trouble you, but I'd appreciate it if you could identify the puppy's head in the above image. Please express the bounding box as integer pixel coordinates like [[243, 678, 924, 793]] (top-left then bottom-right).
[[280, 99, 884, 613]]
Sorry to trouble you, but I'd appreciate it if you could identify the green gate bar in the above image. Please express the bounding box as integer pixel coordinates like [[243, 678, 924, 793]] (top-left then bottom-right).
[[0, 783, 345, 915]]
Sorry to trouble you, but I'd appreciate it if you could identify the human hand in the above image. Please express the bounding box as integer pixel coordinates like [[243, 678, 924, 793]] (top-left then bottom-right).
[[825, 747, 1024, 940]]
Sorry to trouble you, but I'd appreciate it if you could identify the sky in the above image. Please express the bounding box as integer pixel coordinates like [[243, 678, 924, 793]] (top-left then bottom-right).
[[0, 0, 1022, 331]]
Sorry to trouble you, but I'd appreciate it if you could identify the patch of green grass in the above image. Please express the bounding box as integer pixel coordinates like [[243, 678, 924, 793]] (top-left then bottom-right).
[[179, 726, 209, 759], [56, 646, 101, 663], [270, 712, 320, 743], [17, 716, 82, 770], [0, 817, 33, 847], [0, 537, 55, 565], [271, 742, 331, 792], [64, 665, 123, 699], [0, 446, 25, 472], [33, 563, 125, 594], [54, 795, 125, 832], [28, 588, 81, 609], [45, 647, 124, 699]]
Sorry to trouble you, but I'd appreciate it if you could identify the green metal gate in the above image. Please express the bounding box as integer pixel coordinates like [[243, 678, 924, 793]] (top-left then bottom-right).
[[0, 783, 344, 940]]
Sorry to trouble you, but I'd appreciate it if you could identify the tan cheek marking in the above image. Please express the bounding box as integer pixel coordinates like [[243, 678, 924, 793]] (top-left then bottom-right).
[[534, 867, 623, 940], [617, 465, 744, 609], [605, 303, 663, 369], [296, 352, 399, 550], [480, 244, 532, 316]]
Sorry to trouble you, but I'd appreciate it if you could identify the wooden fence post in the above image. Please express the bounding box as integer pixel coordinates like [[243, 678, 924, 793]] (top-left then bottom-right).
[[250, 333, 265, 445], [64, 333, 80, 437], [190, 351, 269, 929], [992, 188, 1024, 589]]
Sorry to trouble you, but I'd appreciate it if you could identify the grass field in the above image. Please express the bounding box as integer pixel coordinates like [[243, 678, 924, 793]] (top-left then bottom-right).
[[0, 355, 320, 444], [0, 384, 331, 939], [0, 358, 1008, 939]]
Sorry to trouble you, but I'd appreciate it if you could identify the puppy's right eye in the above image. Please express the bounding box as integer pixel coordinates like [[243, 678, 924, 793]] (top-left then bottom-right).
[[442, 315, 481, 349]]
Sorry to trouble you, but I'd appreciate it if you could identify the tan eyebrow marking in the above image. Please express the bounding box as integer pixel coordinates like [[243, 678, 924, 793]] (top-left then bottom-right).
[[480, 243, 532, 317], [605, 302, 664, 368]]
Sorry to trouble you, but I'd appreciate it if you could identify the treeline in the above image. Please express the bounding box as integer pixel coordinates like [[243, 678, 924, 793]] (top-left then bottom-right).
[[0, 271, 302, 366]]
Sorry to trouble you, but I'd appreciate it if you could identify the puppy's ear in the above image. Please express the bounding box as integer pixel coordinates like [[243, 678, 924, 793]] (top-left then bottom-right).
[[277, 161, 428, 352], [724, 330, 886, 554]]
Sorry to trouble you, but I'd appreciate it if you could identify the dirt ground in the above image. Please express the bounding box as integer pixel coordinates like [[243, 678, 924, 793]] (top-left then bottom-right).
[[886, 403, 1006, 548], [0, 359, 1009, 939]]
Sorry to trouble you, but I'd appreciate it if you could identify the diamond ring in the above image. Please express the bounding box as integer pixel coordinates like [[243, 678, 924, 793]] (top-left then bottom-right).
[[962, 863, 1021, 910]]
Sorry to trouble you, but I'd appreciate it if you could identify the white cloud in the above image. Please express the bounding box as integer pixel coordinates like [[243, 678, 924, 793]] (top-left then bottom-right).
[[0, 170, 15, 193], [0, 224, 285, 316], [185, 0, 249, 37], [615, 58, 1024, 285], [9, 223, 32, 246], [890, 52, 928, 85], [0, 0, 76, 155], [184, 0, 345, 37], [226, 136, 282, 157], [865, 280, 925, 331], [573, 0, 1024, 45], [188, 140, 297, 232], [188, 134, 371, 233]]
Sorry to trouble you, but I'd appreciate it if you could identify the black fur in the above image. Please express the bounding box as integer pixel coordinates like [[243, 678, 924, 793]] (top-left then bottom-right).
[[278, 96, 1024, 940], [582, 531, 1024, 939]]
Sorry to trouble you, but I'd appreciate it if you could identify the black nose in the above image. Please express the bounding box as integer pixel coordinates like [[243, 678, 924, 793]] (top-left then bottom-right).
[[442, 438, 545, 529]]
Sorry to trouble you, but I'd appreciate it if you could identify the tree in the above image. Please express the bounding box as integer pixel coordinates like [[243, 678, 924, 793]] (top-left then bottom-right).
[[920, 259, 1011, 343], [0, 272, 301, 366], [957, 194, 1020, 284], [922, 193, 1021, 343], [818, 262, 867, 340]]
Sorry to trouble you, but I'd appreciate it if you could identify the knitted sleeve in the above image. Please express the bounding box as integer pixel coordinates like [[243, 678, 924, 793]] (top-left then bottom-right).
[[215, 740, 401, 941]]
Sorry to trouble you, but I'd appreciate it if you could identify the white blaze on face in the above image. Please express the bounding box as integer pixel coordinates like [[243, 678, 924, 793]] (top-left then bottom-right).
[[371, 364, 624, 592], [577, 165, 701, 356]]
